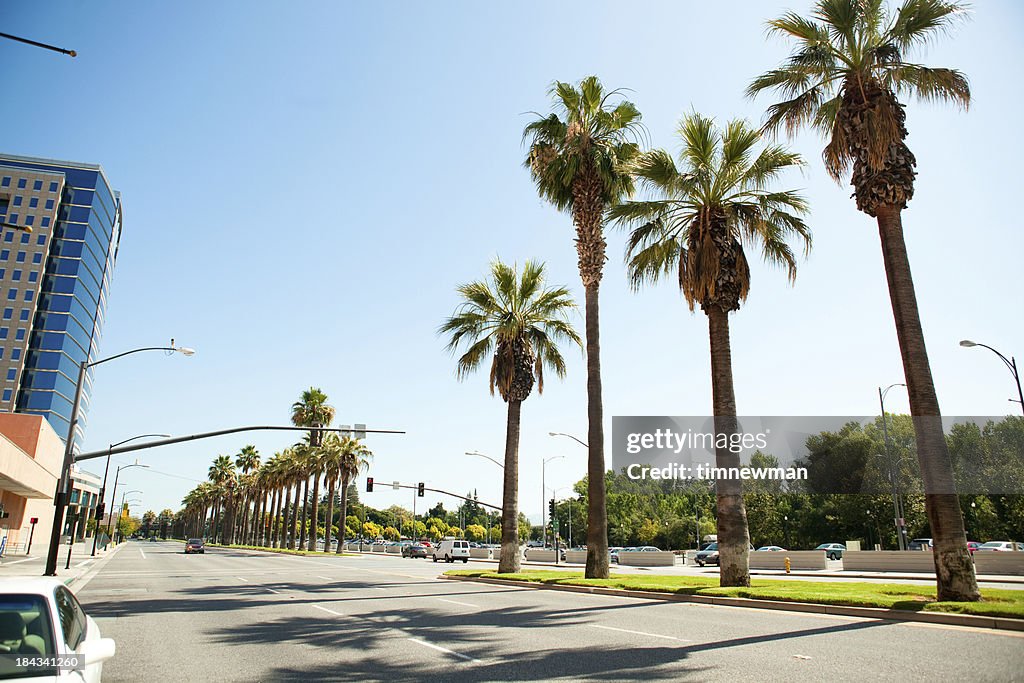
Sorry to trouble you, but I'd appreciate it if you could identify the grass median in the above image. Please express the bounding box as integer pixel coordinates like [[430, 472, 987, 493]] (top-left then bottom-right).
[[445, 570, 1024, 619], [205, 543, 357, 558]]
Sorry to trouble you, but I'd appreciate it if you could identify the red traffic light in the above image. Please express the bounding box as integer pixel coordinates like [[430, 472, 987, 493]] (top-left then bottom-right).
[[366, 477, 374, 493]]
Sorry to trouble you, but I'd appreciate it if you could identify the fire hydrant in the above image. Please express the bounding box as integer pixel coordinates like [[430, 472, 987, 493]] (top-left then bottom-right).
[[784, 556, 792, 574]]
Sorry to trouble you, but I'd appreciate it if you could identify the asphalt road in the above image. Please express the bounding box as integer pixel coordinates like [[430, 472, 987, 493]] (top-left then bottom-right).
[[76, 541, 1024, 682]]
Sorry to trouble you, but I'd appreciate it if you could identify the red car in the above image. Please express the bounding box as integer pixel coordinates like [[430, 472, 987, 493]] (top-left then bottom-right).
[[967, 541, 982, 555], [185, 538, 205, 554]]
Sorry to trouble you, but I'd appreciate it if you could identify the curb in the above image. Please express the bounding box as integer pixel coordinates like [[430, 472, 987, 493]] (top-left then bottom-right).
[[443, 574, 1024, 633]]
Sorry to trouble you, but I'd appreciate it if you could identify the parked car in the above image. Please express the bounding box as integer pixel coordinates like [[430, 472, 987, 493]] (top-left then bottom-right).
[[611, 547, 635, 564], [695, 543, 756, 566], [816, 543, 846, 560], [185, 538, 205, 554], [0, 578, 116, 682], [977, 541, 1024, 552], [402, 543, 429, 558], [432, 538, 470, 563], [908, 538, 934, 551], [757, 546, 786, 552], [967, 541, 983, 555]]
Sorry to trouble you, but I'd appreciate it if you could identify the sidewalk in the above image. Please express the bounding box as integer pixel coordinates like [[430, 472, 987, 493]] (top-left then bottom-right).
[[0, 538, 124, 589]]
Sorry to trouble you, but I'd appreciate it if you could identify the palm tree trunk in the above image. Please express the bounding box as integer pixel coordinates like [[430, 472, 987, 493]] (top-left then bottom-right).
[[583, 283, 610, 579], [498, 399, 523, 573], [337, 479, 350, 554], [282, 484, 294, 549], [239, 494, 249, 545], [707, 306, 751, 587], [271, 487, 282, 548], [324, 477, 336, 554], [875, 205, 979, 601], [298, 476, 310, 549], [308, 473, 321, 551]]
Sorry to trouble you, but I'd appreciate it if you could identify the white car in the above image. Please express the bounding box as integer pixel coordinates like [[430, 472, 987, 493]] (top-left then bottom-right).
[[0, 577, 115, 681], [431, 539, 470, 563], [976, 541, 1024, 552]]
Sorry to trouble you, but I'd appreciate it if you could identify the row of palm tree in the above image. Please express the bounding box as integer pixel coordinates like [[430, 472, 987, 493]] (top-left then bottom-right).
[[179, 388, 373, 552], [444, 0, 978, 602]]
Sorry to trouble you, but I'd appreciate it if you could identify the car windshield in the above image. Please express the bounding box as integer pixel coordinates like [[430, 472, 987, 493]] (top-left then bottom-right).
[[815, 544, 831, 549], [188, 539, 203, 544], [979, 542, 1004, 548], [702, 543, 718, 551], [0, 594, 57, 678]]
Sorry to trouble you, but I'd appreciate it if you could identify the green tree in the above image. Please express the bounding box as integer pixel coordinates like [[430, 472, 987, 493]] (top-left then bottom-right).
[[465, 524, 487, 542], [611, 113, 810, 586], [440, 259, 580, 573], [748, 0, 978, 602], [524, 76, 642, 579]]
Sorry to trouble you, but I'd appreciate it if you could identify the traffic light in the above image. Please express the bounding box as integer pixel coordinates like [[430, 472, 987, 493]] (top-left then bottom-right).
[[548, 499, 555, 519], [95, 503, 106, 520], [417, 482, 425, 497], [366, 477, 374, 493]]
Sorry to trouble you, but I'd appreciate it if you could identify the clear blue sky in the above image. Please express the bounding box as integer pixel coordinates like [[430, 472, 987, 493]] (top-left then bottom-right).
[[2, 1, 1021, 521]]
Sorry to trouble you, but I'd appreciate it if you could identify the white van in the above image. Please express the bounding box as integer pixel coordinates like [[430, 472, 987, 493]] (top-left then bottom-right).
[[432, 538, 470, 563]]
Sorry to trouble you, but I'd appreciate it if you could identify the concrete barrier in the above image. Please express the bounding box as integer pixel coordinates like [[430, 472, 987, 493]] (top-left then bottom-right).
[[371, 545, 386, 553], [618, 551, 675, 567], [564, 550, 587, 564], [525, 549, 557, 562], [841, 551, 936, 573], [385, 545, 401, 554], [975, 552, 1024, 575], [683, 550, 698, 566], [469, 548, 491, 559], [749, 551, 827, 570]]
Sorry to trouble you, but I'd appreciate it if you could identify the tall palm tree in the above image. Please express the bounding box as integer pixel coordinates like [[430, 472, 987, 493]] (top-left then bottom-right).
[[235, 445, 260, 544], [611, 113, 811, 587], [336, 436, 373, 554], [208, 455, 235, 544], [320, 433, 344, 552], [440, 259, 581, 573], [291, 387, 336, 434], [524, 76, 642, 579], [748, 0, 978, 601]]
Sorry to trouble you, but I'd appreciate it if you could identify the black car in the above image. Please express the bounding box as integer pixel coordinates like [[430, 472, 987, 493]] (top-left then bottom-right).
[[402, 543, 428, 558], [185, 538, 205, 554]]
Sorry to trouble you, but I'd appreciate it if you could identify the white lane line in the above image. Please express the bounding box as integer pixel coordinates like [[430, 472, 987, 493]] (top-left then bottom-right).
[[406, 638, 481, 663], [372, 587, 387, 591], [75, 560, 94, 568], [139, 549, 146, 559], [265, 588, 282, 594], [316, 576, 333, 581], [312, 604, 345, 617], [590, 624, 689, 642], [437, 598, 478, 608], [0, 557, 35, 566], [237, 577, 250, 583]]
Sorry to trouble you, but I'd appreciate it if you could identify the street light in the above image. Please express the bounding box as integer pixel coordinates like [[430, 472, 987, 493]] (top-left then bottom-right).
[[960, 340, 1024, 415], [541, 455, 564, 547], [117, 490, 143, 542], [44, 342, 194, 576], [879, 383, 908, 550], [548, 432, 587, 448], [551, 486, 573, 547], [104, 465, 149, 547], [92, 435, 168, 556], [465, 450, 504, 469]]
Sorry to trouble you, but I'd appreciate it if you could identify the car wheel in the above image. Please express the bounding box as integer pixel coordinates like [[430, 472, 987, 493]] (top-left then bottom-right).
[[432, 555, 438, 563], [463, 558, 468, 563], [445, 554, 451, 563]]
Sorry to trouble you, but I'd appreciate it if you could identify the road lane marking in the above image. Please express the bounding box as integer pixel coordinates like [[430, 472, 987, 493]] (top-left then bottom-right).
[[437, 598, 478, 608], [317, 576, 333, 581], [237, 577, 250, 582], [75, 560, 94, 568], [590, 624, 689, 642], [139, 549, 146, 559], [0, 557, 35, 566], [265, 588, 282, 594], [312, 604, 345, 617], [406, 638, 480, 663]]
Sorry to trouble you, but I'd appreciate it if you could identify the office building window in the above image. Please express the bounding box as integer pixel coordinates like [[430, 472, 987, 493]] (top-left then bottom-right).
[[19, 309, 28, 320], [20, 233, 29, 244], [3, 233, 11, 243], [6, 369, 15, 381], [2, 308, 10, 320], [2, 390, 10, 402], [7, 214, 16, 223], [29, 198, 38, 208], [41, 217, 50, 228], [15, 252, 25, 263], [12, 196, 22, 207], [27, 272, 37, 283], [23, 290, 32, 302], [11, 270, 20, 281], [0, 177, 9, 187], [10, 349, 19, 361], [36, 235, 45, 245], [6, 289, 15, 300], [0, 250, 8, 261], [33, 180, 42, 191], [17, 179, 26, 189], [0, 328, 7, 339], [45, 199, 54, 210], [32, 253, 41, 264], [0, 348, 4, 359], [15, 328, 25, 340], [0, 269, 4, 278], [49, 182, 58, 193]]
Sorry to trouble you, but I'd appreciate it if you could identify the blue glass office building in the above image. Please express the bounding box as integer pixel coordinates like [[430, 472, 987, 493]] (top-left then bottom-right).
[[0, 154, 122, 449]]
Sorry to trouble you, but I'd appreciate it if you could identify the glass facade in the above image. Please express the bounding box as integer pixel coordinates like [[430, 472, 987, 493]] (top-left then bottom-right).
[[0, 154, 121, 450]]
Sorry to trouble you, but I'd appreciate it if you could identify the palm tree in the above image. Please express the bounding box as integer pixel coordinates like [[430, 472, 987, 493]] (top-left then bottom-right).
[[336, 436, 372, 553], [440, 259, 581, 573], [291, 387, 336, 434], [235, 445, 260, 544], [320, 433, 344, 552], [208, 455, 235, 544], [524, 76, 642, 578], [748, 0, 978, 601], [610, 113, 811, 587]]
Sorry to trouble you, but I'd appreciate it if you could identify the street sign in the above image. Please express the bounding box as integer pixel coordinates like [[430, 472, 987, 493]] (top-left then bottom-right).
[[393, 481, 400, 491], [355, 423, 366, 439], [30, 517, 38, 524]]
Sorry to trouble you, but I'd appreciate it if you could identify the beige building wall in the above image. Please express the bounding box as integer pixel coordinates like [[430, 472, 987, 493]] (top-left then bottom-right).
[[0, 413, 63, 553]]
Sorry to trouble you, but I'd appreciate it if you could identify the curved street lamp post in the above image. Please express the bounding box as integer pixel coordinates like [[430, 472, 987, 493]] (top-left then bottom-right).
[[92, 435, 168, 556], [960, 340, 1023, 415], [44, 343, 194, 576]]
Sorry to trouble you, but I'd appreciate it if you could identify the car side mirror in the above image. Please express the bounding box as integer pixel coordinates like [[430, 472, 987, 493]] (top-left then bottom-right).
[[79, 637, 116, 664]]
